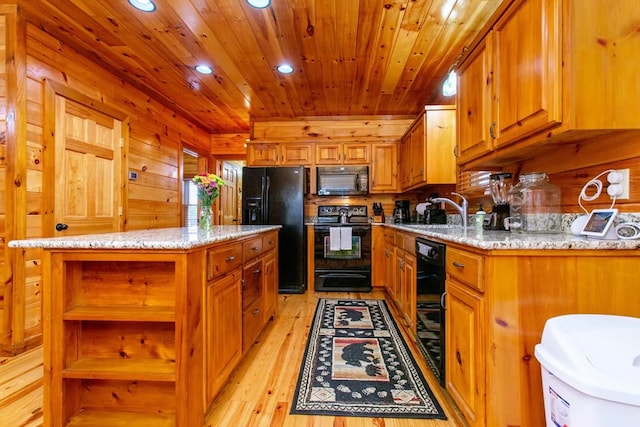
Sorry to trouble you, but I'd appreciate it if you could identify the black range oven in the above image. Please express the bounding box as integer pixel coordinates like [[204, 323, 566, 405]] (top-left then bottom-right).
[[313, 205, 371, 292]]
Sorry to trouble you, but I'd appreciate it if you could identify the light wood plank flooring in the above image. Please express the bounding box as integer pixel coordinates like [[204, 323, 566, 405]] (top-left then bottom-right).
[[0, 290, 464, 427], [206, 290, 465, 426]]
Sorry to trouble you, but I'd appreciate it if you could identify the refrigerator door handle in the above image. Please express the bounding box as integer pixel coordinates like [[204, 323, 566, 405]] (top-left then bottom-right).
[[264, 175, 270, 223]]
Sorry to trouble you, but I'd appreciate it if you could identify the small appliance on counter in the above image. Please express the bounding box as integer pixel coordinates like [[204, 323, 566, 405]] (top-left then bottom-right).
[[484, 172, 512, 230], [372, 202, 385, 223], [416, 193, 447, 224], [393, 200, 411, 223]]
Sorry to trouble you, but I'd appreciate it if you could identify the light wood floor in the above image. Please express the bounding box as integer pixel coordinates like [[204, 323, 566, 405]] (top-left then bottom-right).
[[0, 290, 465, 427], [206, 290, 465, 427]]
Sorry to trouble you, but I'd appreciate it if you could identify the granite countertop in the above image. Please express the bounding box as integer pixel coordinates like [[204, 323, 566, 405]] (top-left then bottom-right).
[[7, 225, 282, 250], [385, 223, 640, 250]]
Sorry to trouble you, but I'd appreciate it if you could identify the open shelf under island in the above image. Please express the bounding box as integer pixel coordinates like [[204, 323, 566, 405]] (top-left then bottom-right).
[[9, 225, 281, 427]]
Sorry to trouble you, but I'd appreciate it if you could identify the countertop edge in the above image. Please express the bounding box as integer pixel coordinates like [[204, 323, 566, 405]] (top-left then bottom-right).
[[7, 225, 283, 250]]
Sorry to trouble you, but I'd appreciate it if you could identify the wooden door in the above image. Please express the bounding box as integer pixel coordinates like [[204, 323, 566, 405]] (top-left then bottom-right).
[[409, 116, 425, 186], [315, 143, 342, 164], [456, 35, 494, 164], [493, 0, 562, 147], [247, 143, 278, 166], [53, 95, 122, 236], [342, 143, 370, 165], [425, 106, 456, 184], [446, 279, 485, 426], [280, 143, 313, 165], [220, 161, 240, 225], [370, 143, 397, 193]]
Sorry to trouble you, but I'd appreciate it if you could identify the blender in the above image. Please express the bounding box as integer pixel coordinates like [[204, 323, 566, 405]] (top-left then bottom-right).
[[484, 173, 512, 230]]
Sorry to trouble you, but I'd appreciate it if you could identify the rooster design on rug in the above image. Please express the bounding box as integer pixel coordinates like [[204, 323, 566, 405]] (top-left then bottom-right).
[[337, 308, 364, 326], [341, 342, 382, 377]]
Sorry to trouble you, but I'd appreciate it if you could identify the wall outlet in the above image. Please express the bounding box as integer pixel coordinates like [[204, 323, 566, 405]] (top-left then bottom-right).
[[607, 169, 630, 199]]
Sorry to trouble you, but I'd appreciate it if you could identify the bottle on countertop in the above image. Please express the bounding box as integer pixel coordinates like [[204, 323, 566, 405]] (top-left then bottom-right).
[[475, 205, 486, 233]]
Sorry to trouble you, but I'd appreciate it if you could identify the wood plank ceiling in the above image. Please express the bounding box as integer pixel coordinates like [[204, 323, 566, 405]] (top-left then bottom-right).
[[20, 0, 503, 133]]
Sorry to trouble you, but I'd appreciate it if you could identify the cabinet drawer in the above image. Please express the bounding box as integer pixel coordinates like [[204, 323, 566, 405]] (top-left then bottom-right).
[[243, 237, 263, 262], [243, 297, 264, 353], [207, 244, 243, 280], [242, 259, 263, 309], [447, 247, 484, 292], [402, 233, 415, 252], [384, 229, 395, 246], [262, 231, 278, 253]]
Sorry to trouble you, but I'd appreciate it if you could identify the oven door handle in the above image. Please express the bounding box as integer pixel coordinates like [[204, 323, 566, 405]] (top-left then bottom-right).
[[316, 272, 369, 279]]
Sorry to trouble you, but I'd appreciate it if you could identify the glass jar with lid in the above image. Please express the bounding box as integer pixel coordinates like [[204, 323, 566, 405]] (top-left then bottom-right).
[[507, 172, 562, 233]]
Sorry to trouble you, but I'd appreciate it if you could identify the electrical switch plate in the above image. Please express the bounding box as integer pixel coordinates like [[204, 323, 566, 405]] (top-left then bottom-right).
[[608, 169, 629, 199]]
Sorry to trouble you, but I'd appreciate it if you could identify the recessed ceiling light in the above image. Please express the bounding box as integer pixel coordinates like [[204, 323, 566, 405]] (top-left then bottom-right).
[[246, 0, 271, 8], [277, 64, 294, 74], [195, 65, 213, 75], [128, 0, 156, 12]]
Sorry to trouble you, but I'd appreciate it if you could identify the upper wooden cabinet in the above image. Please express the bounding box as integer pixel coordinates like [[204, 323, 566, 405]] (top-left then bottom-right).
[[457, 0, 640, 168], [492, 0, 562, 148], [247, 143, 313, 166], [456, 34, 494, 165], [370, 143, 398, 193], [315, 142, 370, 165], [400, 105, 457, 190]]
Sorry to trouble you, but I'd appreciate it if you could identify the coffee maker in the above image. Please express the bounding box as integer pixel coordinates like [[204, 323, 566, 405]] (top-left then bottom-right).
[[484, 172, 512, 230], [393, 200, 410, 223]]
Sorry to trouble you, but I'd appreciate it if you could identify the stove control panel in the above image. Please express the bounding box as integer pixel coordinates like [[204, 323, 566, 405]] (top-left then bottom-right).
[[318, 205, 368, 218]]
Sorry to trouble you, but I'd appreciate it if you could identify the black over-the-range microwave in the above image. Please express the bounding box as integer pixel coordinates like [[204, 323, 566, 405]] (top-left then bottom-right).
[[316, 166, 369, 196]]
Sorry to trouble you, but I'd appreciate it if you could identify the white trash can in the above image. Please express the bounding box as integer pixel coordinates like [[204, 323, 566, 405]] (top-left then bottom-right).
[[534, 314, 640, 427]]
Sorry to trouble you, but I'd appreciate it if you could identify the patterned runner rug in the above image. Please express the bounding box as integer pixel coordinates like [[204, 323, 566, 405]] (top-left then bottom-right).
[[290, 298, 447, 419]]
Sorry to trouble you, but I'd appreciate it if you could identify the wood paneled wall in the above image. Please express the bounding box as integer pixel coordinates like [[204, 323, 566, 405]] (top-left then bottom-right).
[[0, 11, 212, 354]]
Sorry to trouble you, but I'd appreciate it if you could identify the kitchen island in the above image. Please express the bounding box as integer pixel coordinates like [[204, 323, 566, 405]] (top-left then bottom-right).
[[9, 225, 281, 427], [377, 223, 640, 427]]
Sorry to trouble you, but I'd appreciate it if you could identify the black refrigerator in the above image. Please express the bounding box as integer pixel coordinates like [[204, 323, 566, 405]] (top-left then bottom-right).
[[242, 166, 307, 294]]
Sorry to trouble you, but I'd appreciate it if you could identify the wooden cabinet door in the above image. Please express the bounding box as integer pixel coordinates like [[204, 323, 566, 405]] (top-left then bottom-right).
[[398, 135, 411, 189], [315, 143, 342, 164], [446, 280, 485, 426], [384, 246, 396, 300], [425, 106, 456, 184], [247, 143, 279, 166], [370, 143, 397, 193], [457, 35, 494, 165], [280, 143, 313, 165], [262, 250, 277, 324], [242, 258, 263, 309], [342, 143, 370, 164], [493, 0, 562, 148], [394, 249, 405, 308], [409, 116, 425, 186], [401, 251, 416, 336], [206, 270, 243, 402]]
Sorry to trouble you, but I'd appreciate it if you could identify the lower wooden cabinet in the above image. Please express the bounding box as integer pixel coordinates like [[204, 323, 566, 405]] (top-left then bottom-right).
[[206, 270, 243, 402], [262, 249, 278, 324], [446, 278, 485, 426]]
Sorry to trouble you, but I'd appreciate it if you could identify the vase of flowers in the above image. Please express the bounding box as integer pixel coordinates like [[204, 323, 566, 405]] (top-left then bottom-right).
[[192, 173, 225, 232]]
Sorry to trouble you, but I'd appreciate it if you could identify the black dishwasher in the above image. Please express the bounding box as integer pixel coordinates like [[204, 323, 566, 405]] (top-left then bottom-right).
[[415, 237, 446, 386]]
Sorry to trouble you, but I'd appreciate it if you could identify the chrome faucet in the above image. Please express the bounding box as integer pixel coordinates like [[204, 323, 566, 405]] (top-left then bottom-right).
[[431, 192, 469, 228]]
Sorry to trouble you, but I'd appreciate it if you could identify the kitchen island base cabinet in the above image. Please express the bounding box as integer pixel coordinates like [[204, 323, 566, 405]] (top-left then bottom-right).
[[42, 229, 279, 427]]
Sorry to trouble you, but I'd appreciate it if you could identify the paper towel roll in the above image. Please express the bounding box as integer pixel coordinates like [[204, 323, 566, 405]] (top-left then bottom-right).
[[416, 202, 428, 215]]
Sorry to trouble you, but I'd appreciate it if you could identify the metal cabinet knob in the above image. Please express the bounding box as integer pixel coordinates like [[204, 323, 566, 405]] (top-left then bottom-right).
[[55, 223, 68, 231]]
